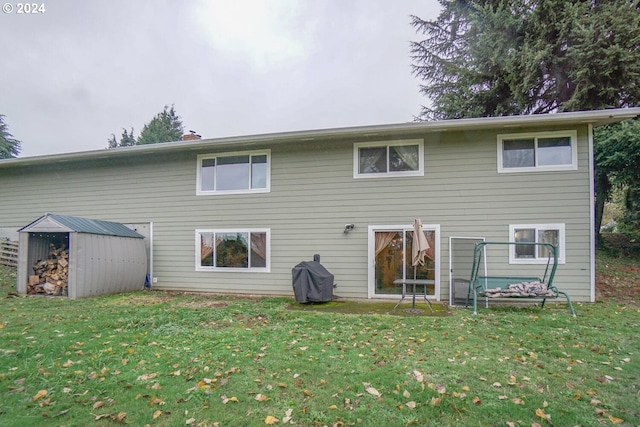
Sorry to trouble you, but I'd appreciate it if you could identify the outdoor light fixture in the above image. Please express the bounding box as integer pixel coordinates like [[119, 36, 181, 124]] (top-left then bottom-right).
[[344, 224, 355, 234]]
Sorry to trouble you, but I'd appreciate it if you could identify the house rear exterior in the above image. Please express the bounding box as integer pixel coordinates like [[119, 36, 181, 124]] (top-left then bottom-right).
[[1, 108, 638, 302]]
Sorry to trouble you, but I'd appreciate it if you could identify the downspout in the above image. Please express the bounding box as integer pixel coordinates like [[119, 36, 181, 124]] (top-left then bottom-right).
[[588, 124, 596, 302]]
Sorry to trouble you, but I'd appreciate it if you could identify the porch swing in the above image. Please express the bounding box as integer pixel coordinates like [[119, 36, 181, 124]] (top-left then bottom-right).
[[466, 241, 576, 317]]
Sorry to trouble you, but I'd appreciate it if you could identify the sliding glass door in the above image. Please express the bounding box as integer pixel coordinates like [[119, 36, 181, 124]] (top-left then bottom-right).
[[368, 225, 439, 299]]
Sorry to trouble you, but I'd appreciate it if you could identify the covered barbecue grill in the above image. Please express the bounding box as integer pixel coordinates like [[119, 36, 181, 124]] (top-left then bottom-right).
[[292, 255, 335, 303]]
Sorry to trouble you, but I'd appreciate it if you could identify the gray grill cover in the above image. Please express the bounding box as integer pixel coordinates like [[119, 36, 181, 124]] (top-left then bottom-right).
[[292, 261, 335, 303]]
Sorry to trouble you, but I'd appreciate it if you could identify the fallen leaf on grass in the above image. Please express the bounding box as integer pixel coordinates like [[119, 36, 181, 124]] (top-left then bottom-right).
[[473, 396, 481, 405], [94, 412, 127, 422], [255, 393, 268, 402], [406, 401, 417, 409], [93, 401, 104, 409], [264, 415, 279, 424], [220, 395, 238, 404], [38, 398, 53, 407], [512, 398, 524, 405], [53, 409, 70, 418], [33, 390, 48, 401], [535, 408, 551, 422], [413, 370, 424, 383], [608, 414, 624, 424], [363, 383, 381, 398], [149, 396, 165, 406], [137, 373, 157, 381], [153, 410, 163, 419]]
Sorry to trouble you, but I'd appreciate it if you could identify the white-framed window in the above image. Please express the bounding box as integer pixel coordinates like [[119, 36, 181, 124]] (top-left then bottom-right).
[[196, 150, 270, 195], [196, 229, 270, 272], [497, 131, 577, 173], [354, 139, 424, 178], [509, 224, 565, 264]]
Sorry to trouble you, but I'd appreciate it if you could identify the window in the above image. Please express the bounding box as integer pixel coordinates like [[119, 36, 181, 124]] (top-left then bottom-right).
[[497, 131, 577, 173], [509, 224, 565, 264], [354, 139, 424, 178], [196, 229, 270, 271], [197, 150, 270, 195]]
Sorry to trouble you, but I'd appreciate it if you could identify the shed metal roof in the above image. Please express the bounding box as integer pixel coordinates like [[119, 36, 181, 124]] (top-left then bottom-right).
[[19, 213, 144, 238]]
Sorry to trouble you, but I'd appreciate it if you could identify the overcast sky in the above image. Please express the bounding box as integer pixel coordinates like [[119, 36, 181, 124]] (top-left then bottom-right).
[[1, 0, 441, 157]]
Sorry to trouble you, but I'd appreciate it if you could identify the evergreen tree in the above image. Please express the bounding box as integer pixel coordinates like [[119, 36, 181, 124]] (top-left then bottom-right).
[[108, 128, 137, 149], [410, 0, 640, 120], [107, 105, 184, 149], [137, 105, 183, 145], [0, 114, 21, 159], [411, 0, 640, 239]]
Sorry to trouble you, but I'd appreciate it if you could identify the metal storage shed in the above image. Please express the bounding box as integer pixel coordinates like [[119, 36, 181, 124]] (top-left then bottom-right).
[[17, 213, 148, 299]]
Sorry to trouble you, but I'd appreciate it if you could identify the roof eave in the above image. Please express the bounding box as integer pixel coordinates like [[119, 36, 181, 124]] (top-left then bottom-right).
[[2, 107, 638, 168]]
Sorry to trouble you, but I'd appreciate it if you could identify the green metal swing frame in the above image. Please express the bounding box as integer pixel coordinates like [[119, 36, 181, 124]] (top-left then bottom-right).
[[466, 241, 576, 317]]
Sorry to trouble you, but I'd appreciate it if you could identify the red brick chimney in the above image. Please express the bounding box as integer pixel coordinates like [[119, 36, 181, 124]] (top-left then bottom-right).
[[182, 130, 202, 141]]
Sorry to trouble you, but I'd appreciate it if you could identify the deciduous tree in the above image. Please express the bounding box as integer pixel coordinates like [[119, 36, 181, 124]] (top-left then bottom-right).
[[594, 119, 640, 236]]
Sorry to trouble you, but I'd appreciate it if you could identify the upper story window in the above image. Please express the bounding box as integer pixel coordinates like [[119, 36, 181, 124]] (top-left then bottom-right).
[[497, 131, 577, 173], [509, 223, 566, 264], [197, 150, 270, 195], [354, 139, 424, 178]]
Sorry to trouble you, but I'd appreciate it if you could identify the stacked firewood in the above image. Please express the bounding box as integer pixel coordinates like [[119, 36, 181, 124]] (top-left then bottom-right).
[[28, 244, 69, 296]]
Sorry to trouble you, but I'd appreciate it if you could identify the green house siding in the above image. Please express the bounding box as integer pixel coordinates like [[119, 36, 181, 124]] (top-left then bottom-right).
[[4, 106, 628, 303]]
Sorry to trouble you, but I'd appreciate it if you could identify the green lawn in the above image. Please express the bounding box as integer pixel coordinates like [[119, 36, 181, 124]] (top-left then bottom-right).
[[0, 265, 638, 427]]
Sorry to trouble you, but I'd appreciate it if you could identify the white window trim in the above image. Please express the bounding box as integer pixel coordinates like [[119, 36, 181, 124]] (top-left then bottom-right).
[[196, 149, 271, 196], [195, 228, 271, 272], [353, 139, 424, 179], [497, 130, 577, 173], [367, 224, 440, 300], [508, 223, 566, 265]]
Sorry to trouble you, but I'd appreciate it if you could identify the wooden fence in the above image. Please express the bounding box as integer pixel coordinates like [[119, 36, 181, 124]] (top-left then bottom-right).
[[0, 238, 18, 268]]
